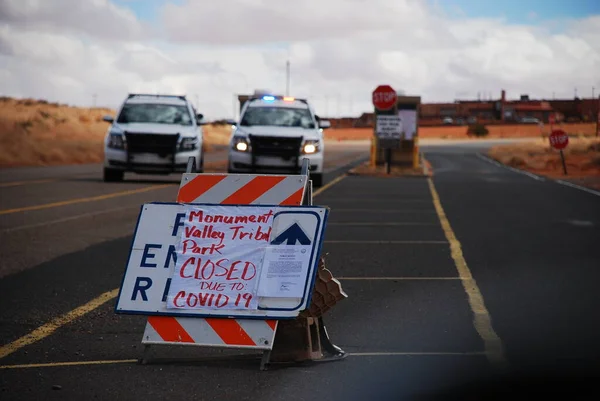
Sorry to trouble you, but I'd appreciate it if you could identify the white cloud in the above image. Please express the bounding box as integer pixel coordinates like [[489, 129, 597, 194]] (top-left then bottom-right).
[[0, 0, 147, 40], [0, 0, 599, 120]]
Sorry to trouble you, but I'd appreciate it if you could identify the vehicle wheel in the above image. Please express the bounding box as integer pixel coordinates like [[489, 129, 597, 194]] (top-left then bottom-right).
[[311, 173, 323, 188], [103, 168, 124, 182]]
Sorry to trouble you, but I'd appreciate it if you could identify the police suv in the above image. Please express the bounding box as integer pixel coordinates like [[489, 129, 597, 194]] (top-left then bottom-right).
[[102, 94, 205, 182], [228, 94, 330, 187]]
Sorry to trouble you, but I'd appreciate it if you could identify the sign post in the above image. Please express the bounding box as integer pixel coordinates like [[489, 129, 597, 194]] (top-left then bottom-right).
[[372, 85, 399, 173], [596, 96, 600, 137], [549, 129, 569, 175]]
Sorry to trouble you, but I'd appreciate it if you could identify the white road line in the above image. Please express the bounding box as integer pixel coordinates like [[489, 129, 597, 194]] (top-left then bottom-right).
[[1, 206, 139, 233], [349, 352, 485, 356], [319, 199, 432, 203], [555, 180, 600, 197], [475, 153, 545, 181], [337, 277, 464, 280], [327, 222, 438, 226], [329, 209, 437, 214], [325, 240, 448, 244]]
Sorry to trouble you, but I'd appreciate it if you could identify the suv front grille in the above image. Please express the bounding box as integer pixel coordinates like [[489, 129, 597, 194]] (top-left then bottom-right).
[[124, 133, 180, 155], [248, 135, 302, 158]]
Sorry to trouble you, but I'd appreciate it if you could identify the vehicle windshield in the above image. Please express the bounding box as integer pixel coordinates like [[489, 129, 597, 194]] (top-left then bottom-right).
[[116, 103, 193, 126], [240, 106, 316, 129]]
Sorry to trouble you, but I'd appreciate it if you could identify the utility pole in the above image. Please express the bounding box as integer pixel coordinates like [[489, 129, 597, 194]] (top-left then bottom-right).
[[232, 94, 237, 120], [92, 93, 97, 108], [596, 95, 599, 138], [285, 60, 290, 96]]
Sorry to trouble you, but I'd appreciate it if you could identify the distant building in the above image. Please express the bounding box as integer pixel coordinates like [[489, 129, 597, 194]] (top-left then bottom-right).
[[238, 89, 599, 127]]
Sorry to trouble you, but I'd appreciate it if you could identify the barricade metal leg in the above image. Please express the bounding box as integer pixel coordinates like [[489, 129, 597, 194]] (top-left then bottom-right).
[[140, 344, 152, 365], [260, 350, 272, 371], [186, 156, 197, 174], [316, 317, 346, 361]]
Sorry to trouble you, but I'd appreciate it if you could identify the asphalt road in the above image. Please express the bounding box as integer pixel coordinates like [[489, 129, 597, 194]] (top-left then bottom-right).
[[1, 139, 599, 400]]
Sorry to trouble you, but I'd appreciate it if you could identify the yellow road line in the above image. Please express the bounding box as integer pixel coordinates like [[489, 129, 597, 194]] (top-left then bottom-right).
[[427, 176, 507, 368], [313, 174, 346, 197], [1, 206, 139, 233], [0, 359, 138, 370], [0, 179, 57, 188], [0, 351, 487, 369], [0, 184, 173, 216], [0, 289, 119, 360]]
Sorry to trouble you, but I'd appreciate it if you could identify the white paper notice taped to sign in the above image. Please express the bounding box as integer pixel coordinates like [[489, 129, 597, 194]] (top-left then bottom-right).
[[376, 115, 402, 139], [398, 110, 417, 140], [257, 245, 312, 298]]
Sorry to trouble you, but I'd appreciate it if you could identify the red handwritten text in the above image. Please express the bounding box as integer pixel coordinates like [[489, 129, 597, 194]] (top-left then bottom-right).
[[184, 225, 225, 245], [179, 257, 257, 281], [173, 291, 253, 309], [229, 225, 271, 242], [188, 210, 274, 224], [181, 239, 225, 255]]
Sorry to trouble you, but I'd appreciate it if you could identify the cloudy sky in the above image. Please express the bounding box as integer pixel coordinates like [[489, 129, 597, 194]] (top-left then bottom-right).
[[0, 0, 599, 119]]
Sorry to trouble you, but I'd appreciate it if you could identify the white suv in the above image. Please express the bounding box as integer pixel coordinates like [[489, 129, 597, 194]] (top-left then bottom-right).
[[228, 95, 330, 187], [102, 94, 205, 182]]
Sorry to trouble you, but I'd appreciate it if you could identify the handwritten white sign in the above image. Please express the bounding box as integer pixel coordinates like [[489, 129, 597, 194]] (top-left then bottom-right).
[[166, 205, 274, 311]]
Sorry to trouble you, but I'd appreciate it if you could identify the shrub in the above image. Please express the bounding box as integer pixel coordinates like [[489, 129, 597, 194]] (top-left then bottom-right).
[[468, 123, 489, 137]]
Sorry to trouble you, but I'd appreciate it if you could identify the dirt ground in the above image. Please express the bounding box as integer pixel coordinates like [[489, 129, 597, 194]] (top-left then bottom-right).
[[0, 97, 232, 167], [487, 138, 600, 189], [323, 124, 598, 141]]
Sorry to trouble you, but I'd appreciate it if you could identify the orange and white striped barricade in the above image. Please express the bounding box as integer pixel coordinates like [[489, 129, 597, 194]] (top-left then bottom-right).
[[115, 158, 344, 369]]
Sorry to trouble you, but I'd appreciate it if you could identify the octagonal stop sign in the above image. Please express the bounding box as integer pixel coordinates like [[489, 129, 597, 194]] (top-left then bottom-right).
[[549, 129, 569, 150], [372, 85, 397, 111]]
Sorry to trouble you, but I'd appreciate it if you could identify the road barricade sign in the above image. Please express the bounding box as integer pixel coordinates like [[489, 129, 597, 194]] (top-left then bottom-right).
[[115, 202, 328, 319], [113, 166, 346, 368]]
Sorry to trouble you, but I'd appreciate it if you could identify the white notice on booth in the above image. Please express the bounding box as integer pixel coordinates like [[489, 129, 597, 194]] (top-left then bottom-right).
[[376, 115, 402, 139], [257, 245, 312, 298]]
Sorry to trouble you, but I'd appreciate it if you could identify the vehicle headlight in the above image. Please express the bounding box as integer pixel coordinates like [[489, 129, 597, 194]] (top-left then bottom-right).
[[302, 140, 320, 154], [232, 136, 250, 152], [107, 132, 126, 150], [179, 137, 198, 151]]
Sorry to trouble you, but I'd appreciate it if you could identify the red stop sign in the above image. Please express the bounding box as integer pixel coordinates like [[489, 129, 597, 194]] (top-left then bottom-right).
[[372, 85, 397, 110], [549, 129, 569, 150]]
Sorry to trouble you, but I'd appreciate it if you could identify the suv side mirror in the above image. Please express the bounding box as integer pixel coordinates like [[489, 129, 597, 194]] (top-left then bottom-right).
[[103, 115, 114, 123], [196, 113, 204, 126], [319, 120, 331, 129]]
